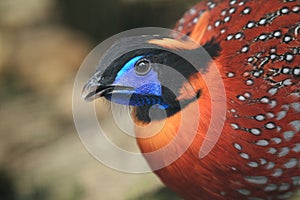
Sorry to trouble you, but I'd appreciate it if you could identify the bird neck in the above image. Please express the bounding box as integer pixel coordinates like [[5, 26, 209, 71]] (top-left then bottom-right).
[[133, 71, 212, 161], [133, 58, 226, 170]]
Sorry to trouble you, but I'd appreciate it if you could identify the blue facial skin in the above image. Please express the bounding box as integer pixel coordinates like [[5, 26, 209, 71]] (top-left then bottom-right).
[[109, 56, 169, 109]]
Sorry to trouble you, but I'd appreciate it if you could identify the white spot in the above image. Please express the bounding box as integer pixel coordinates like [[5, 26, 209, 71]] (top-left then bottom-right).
[[221, 9, 227, 16], [258, 18, 267, 25], [264, 184, 277, 191], [215, 20, 221, 27], [285, 54, 294, 61], [229, 7, 236, 14], [278, 147, 290, 157], [292, 6, 300, 13], [235, 32, 243, 39], [265, 122, 276, 130], [271, 137, 282, 144], [227, 72, 235, 78], [193, 17, 199, 24], [284, 158, 298, 168], [283, 35, 293, 43], [279, 183, 290, 191], [243, 71, 251, 77], [253, 71, 261, 77], [189, 8, 197, 15], [250, 128, 261, 136], [238, 1, 245, 6], [276, 110, 287, 120], [283, 131, 295, 141], [272, 168, 283, 177], [292, 143, 300, 153], [241, 46, 249, 53], [291, 102, 300, 112], [242, 7, 251, 15], [280, 7, 289, 14], [268, 147, 277, 155], [179, 18, 185, 24], [259, 34, 268, 40], [227, 34, 234, 40], [254, 114, 265, 121], [265, 162, 275, 170], [293, 68, 300, 76], [283, 79, 292, 86], [270, 48, 277, 53], [269, 100, 277, 108], [234, 143, 242, 150], [266, 112, 275, 118], [245, 176, 268, 184], [256, 140, 269, 147], [177, 26, 183, 31], [270, 54, 277, 60], [237, 95, 246, 101], [231, 123, 240, 130], [290, 120, 300, 132], [230, 108, 237, 113], [229, 0, 237, 6], [246, 79, 254, 86], [273, 30, 282, 37], [246, 21, 255, 29], [282, 67, 290, 74], [221, 28, 226, 34], [209, 3, 216, 9], [244, 92, 251, 98], [240, 153, 250, 160], [237, 189, 251, 196], [260, 158, 267, 165], [277, 126, 282, 132], [248, 161, 259, 168], [224, 16, 231, 24], [260, 97, 270, 104], [295, 25, 300, 36], [268, 87, 278, 96]]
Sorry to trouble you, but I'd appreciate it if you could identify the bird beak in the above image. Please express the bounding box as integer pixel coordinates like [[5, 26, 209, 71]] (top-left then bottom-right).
[[82, 75, 135, 102], [82, 76, 110, 102]]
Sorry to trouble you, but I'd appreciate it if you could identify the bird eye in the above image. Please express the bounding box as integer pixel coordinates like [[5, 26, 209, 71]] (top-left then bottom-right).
[[134, 59, 152, 76]]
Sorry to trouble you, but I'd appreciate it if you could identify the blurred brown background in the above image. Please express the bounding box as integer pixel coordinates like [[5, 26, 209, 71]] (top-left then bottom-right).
[[0, 0, 198, 199]]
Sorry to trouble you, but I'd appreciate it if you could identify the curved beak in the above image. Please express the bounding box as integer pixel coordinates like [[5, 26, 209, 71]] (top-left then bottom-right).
[[82, 76, 134, 102]]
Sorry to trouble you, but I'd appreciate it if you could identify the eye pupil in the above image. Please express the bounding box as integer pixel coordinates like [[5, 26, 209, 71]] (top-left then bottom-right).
[[135, 59, 151, 76]]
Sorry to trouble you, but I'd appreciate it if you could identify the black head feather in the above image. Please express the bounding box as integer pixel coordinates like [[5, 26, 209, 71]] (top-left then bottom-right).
[[83, 35, 221, 123]]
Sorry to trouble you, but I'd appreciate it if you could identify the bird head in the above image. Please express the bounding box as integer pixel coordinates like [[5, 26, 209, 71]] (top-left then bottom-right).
[[82, 35, 220, 123]]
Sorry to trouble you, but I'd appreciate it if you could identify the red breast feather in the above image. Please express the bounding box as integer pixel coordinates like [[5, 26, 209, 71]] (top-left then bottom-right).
[[137, 0, 300, 199]]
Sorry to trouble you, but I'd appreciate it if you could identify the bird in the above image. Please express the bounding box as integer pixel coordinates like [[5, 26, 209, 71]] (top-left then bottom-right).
[[82, 0, 300, 199]]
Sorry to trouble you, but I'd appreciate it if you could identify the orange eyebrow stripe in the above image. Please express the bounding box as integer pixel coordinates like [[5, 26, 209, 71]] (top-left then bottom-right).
[[147, 11, 210, 50], [189, 11, 210, 45], [148, 38, 200, 50]]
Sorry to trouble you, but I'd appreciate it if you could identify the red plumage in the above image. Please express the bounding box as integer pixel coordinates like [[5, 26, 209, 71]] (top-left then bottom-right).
[[136, 0, 300, 199]]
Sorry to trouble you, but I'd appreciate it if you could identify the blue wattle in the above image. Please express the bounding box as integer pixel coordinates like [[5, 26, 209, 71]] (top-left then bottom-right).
[[106, 93, 169, 109]]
